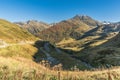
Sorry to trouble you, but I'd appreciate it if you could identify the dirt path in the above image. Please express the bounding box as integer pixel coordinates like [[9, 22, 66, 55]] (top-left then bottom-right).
[[0, 41, 34, 48]]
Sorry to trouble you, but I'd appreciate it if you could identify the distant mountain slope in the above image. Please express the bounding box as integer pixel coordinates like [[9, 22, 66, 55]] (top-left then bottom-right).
[[103, 22, 120, 32], [0, 19, 37, 43], [15, 20, 50, 35], [38, 16, 93, 43], [79, 24, 119, 40]]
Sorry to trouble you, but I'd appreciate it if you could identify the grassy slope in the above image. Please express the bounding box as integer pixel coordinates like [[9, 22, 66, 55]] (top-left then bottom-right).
[[56, 35, 103, 51], [0, 44, 120, 80], [0, 44, 37, 59], [0, 19, 37, 43]]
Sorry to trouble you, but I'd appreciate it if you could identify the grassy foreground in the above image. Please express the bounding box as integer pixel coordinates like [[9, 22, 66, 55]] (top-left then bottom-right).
[[0, 44, 120, 80], [0, 56, 120, 80]]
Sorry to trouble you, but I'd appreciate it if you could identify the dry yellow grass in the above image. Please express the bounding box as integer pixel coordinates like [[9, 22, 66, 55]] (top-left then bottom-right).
[[90, 40, 108, 47], [0, 56, 46, 71], [0, 56, 120, 80], [56, 38, 76, 45], [0, 44, 38, 59], [56, 36, 102, 52], [63, 47, 84, 51]]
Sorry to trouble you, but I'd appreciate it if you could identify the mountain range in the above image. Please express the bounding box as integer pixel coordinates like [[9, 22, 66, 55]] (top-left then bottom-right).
[[0, 15, 120, 73], [1, 15, 120, 79]]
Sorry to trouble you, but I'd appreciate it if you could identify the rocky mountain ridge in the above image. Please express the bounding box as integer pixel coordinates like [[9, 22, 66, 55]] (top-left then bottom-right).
[[15, 20, 50, 35]]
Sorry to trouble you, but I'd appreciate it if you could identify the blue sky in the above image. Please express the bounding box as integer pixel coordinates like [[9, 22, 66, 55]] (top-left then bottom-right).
[[0, 0, 120, 23]]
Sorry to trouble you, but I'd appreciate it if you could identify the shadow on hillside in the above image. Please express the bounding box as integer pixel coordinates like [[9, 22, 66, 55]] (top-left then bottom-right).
[[78, 25, 110, 40], [32, 40, 49, 63], [32, 40, 60, 67]]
